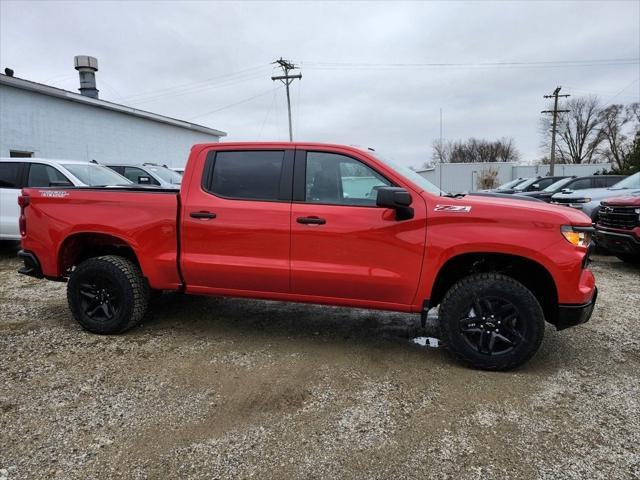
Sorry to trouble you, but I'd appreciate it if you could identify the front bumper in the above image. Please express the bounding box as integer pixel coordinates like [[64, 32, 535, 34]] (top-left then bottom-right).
[[595, 229, 640, 256], [556, 287, 597, 331]]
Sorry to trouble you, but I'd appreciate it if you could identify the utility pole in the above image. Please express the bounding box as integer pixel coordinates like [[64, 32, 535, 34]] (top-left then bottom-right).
[[541, 86, 570, 175], [439, 108, 443, 193], [271, 58, 302, 141]]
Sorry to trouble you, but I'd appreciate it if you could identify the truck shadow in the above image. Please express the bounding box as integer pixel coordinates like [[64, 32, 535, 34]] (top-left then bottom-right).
[[142, 292, 555, 372]]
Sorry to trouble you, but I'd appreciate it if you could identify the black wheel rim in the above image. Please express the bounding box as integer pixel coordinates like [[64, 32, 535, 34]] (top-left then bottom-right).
[[459, 296, 525, 356], [78, 276, 120, 322]]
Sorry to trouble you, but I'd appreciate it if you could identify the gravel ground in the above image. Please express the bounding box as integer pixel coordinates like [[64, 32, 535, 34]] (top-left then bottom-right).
[[1, 242, 639, 479]]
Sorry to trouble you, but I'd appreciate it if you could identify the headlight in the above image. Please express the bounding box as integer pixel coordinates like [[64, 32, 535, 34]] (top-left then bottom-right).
[[561, 225, 592, 247]]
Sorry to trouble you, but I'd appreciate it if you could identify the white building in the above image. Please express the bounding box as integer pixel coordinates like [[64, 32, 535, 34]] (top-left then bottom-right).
[[0, 57, 225, 167], [418, 161, 613, 193]]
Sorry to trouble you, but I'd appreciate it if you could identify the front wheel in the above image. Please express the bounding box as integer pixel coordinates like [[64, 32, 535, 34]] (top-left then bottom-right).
[[438, 273, 545, 371], [67, 255, 149, 334]]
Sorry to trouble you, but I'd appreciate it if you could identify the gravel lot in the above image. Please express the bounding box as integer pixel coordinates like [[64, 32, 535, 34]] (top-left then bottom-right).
[[1, 242, 639, 480]]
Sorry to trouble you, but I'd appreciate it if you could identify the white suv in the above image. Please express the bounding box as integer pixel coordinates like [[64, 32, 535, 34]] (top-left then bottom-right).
[[0, 158, 131, 240]]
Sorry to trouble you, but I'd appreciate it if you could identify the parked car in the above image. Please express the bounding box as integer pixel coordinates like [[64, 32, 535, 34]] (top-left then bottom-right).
[[0, 158, 130, 240], [106, 163, 182, 187], [551, 172, 640, 221], [17, 142, 597, 371], [517, 175, 626, 202], [486, 177, 529, 193], [595, 193, 640, 264], [512, 175, 569, 194]]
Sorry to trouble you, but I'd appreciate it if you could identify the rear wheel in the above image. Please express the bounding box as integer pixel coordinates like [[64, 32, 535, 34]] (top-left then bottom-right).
[[438, 273, 545, 371], [67, 255, 149, 334]]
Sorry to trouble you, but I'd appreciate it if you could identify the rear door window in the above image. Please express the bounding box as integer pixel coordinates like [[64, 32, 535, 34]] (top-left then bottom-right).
[[123, 167, 160, 185], [535, 178, 556, 190], [0, 162, 22, 188], [27, 164, 73, 187], [566, 178, 592, 190], [204, 150, 286, 201]]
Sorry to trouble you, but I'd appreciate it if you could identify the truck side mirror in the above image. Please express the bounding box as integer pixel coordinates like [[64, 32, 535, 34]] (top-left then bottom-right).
[[376, 187, 414, 220], [138, 176, 151, 184]]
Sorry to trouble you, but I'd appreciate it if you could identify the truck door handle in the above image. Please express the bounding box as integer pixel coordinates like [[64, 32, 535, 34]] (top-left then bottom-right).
[[190, 211, 216, 219], [297, 216, 326, 225]]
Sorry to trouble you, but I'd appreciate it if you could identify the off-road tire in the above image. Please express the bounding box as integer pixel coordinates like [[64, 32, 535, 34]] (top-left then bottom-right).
[[67, 255, 149, 334], [438, 273, 545, 371]]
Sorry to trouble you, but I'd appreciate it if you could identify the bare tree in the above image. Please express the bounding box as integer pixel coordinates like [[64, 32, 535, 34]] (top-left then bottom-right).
[[433, 137, 520, 163], [598, 104, 633, 170], [541, 96, 604, 164], [431, 138, 451, 163]]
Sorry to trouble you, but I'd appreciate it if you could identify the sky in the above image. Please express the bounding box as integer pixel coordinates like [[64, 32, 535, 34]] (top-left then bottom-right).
[[1, 0, 639, 167]]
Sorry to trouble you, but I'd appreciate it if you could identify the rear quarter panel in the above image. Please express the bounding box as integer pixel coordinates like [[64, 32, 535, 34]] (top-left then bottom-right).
[[21, 188, 181, 289]]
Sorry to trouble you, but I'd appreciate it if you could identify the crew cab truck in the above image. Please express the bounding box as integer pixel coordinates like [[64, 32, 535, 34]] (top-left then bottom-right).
[[596, 194, 640, 264], [18, 143, 598, 370]]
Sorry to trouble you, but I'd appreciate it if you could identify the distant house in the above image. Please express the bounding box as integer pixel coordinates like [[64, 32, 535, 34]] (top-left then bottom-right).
[[0, 56, 225, 167]]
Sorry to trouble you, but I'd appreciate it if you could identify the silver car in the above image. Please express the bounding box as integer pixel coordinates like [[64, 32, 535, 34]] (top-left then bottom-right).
[[550, 172, 640, 221], [106, 163, 182, 188]]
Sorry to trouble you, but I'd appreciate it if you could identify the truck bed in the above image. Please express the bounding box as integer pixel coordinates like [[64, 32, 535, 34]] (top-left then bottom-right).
[[20, 187, 183, 290]]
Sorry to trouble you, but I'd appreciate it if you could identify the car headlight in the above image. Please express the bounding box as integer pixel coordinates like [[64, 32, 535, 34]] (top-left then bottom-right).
[[561, 225, 592, 247]]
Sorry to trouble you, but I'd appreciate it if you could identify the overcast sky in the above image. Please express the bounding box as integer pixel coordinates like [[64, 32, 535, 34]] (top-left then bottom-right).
[[1, 0, 639, 167]]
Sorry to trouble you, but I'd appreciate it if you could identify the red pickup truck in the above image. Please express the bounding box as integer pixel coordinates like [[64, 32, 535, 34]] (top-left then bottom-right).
[[17, 143, 597, 370], [596, 194, 640, 264]]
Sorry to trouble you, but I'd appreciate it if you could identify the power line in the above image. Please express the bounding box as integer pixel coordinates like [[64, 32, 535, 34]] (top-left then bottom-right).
[[542, 86, 571, 175], [259, 86, 278, 139], [271, 58, 302, 141], [302, 57, 639, 70], [608, 77, 640, 102], [187, 85, 282, 121], [125, 70, 270, 107], [115, 64, 270, 103]]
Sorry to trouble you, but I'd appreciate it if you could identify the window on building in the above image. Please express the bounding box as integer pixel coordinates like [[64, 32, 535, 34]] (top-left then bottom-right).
[[27, 164, 73, 187], [205, 150, 285, 201], [9, 150, 33, 158], [305, 152, 391, 206], [0, 162, 22, 188]]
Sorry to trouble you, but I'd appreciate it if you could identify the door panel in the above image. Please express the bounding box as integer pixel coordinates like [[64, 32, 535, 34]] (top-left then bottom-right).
[[180, 149, 294, 294], [290, 150, 427, 305]]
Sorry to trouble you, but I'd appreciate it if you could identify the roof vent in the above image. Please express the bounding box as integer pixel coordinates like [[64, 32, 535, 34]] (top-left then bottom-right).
[[74, 55, 99, 99]]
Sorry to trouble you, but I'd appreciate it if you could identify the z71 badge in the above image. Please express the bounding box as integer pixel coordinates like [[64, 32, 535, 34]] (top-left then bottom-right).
[[39, 190, 69, 198], [434, 204, 472, 213]]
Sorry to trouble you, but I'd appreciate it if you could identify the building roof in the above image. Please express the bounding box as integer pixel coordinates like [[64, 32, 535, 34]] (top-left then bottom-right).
[[0, 73, 226, 138]]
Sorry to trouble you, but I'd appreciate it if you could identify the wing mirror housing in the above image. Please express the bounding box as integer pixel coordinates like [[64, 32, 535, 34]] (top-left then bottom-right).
[[376, 187, 414, 220], [137, 176, 151, 184]]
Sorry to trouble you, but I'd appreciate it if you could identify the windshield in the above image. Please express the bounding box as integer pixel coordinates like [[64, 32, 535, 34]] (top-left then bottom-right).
[[147, 166, 182, 184], [543, 177, 574, 192], [612, 172, 640, 189], [62, 164, 131, 186], [373, 154, 443, 195], [513, 178, 540, 191], [497, 178, 527, 190]]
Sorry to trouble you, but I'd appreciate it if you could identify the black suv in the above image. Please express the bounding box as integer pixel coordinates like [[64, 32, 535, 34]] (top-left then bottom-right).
[[517, 175, 627, 202]]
